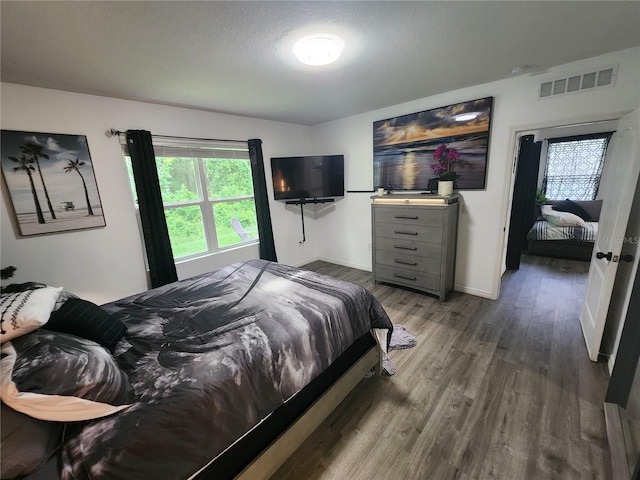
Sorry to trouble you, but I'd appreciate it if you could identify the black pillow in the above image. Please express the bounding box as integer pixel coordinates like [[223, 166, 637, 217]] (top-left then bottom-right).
[[44, 298, 127, 352], [552, 199, 592, 221]]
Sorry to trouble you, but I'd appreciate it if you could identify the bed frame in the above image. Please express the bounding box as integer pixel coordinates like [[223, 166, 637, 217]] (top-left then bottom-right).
[[235, 344, 381, 480], [527, 239, 594, 261], [193, 334, 383, 479]]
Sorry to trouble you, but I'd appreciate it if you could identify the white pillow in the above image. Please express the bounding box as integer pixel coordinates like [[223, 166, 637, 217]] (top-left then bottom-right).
[[0, 287, 63, 342], [541, 205, 587, 227]]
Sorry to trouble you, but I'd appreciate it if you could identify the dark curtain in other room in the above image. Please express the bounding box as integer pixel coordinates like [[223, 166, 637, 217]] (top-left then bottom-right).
[[126, 130, 178, 288], [248, 139, 278, 262], [506, 135, 542, 270]]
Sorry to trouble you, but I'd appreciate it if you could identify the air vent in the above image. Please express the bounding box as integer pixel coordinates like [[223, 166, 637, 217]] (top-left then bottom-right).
[[539, 64, 618, 99]]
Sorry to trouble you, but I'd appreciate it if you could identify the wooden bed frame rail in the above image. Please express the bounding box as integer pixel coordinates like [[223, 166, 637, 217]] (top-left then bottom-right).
[[235, 345, 381, 480]]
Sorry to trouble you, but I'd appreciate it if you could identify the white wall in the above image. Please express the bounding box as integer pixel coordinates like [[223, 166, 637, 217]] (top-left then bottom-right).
[[2, 47, 638, 304], [310, 46, 640, 299], [1, 84, 316, 304]]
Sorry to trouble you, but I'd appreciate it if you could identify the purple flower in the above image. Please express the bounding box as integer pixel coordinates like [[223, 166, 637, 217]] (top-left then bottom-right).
[[430, 162, 447, 175], [447, 149, 460, 161], [433, 144, 448, 160], [431, 144, 461, 181]]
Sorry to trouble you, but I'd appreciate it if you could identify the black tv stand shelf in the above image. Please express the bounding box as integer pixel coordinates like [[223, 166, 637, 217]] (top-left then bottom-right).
[[284, 198, 335, 244], [285, 198, 335, 205]]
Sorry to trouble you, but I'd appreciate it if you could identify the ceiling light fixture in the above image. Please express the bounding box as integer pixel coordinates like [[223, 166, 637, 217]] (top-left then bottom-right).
[[293, 34, 344, 66]]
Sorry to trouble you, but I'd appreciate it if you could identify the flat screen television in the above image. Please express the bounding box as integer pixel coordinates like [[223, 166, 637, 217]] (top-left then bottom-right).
[[271, 155, 344, 201]]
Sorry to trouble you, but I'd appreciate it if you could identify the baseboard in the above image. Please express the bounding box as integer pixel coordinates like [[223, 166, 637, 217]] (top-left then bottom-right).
[[295, 258, 496, 300], [454, 283, 497, 300], [316, 256, 372, 272], [291, 257, 321, 268], [604, 402, 631, 480]]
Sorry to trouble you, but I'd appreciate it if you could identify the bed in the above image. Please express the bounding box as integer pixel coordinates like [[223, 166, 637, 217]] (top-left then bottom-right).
[[1, 259, 393, 480], [526, 199, 602, 261]]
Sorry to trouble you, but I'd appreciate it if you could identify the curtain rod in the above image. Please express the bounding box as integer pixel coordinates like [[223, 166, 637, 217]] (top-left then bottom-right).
[[106, 129, 245, 143]]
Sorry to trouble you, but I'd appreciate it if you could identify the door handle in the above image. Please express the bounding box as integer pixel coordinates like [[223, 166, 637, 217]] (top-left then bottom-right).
[[596, 251, 613, 261], [620, 254, 634, 263]]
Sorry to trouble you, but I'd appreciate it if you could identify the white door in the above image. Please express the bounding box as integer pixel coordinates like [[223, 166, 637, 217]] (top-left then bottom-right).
[[580, 109, 640, 361]]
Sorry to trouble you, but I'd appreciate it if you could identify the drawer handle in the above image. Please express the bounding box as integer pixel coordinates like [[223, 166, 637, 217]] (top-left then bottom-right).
[[394, 215, 419, 220], [393, 245, 418, 251], [394, 230, 418, 236], [394, 273, 417, 281], [394, 259, 417, 266]]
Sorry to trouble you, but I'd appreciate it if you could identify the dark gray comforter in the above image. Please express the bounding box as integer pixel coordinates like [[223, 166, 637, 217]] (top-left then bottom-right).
[[60, 260, 392, 480]]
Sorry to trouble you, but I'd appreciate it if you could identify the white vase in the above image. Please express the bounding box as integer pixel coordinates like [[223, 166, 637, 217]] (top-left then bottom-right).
[[438, 180, 454, 196]]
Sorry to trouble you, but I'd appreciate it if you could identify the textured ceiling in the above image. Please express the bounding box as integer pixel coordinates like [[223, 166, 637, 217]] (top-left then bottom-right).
[[2, 1, 639, 125]]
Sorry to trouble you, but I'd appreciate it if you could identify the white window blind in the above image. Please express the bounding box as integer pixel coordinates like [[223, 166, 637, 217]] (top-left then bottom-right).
[[542, 133, 613, 201]]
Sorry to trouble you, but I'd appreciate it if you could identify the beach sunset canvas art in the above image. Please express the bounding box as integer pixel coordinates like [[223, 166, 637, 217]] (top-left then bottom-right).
[[1, 130, 106, 236], [373, 97, 494, 191]]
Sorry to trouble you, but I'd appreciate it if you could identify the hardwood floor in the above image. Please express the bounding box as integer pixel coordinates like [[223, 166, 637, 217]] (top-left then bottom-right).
[[272, 254, 611, 480]]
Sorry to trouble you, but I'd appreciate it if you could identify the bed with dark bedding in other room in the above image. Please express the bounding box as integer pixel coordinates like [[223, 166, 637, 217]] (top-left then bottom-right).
[[1, 259, 392, 480], [526, 199, 602, 261]]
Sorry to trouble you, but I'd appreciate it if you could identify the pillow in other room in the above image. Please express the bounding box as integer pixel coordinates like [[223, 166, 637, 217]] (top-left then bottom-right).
[[552, 199, 592, 221], [541, 205, 587, 228]]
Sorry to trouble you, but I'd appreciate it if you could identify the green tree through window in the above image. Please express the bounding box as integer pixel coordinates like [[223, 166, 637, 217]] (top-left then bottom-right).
[[124, 140, 258, 259]]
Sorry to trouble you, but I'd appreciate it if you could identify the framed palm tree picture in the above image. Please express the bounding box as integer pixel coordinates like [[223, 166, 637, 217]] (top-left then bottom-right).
[[1, 130, 106, 236]]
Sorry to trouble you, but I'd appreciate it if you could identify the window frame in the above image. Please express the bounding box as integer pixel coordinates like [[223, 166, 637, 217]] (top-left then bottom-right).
[[542, 132, 614, 201], [122, 138, 259, 262]]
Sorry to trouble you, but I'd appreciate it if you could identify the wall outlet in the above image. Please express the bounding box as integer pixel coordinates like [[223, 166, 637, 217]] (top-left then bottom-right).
[[368, 243, 372, 250]]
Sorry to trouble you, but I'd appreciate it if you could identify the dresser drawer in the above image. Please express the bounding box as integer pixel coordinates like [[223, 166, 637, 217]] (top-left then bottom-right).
[[375, 251, 441, 275], [374, 236, 442, 259], [374, 222, 443, 244], [375, 264, 440, 292], [374, 206, 444, 226]]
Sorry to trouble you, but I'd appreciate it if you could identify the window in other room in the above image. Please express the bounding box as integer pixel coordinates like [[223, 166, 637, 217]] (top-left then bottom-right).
[[542, 132, 613, 200], [123, 138, 258, 260]]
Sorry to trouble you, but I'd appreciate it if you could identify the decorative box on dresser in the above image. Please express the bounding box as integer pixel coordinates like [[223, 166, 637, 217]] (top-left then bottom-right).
[[371, 194, 459, 301]]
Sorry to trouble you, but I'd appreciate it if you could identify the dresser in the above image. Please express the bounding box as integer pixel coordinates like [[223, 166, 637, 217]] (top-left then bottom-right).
[[371, 194, 459, 301]]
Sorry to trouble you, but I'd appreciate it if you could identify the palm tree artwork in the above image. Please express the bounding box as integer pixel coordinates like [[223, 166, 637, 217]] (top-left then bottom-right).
[[2, 130, 106, 235], [8, 154, 46, 224], [20, 142, 56, 220], [64, 158, 95, 216]]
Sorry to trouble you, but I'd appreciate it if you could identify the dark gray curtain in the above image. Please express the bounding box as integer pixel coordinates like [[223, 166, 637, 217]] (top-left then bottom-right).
[[506, 135, 542, 270], [126, 130, 178, 288], [248, 139, 277, 262]]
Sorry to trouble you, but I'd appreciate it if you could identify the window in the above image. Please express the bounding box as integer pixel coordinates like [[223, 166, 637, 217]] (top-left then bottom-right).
[[124, 138, 258, 260], [542, 133, 613, 200]]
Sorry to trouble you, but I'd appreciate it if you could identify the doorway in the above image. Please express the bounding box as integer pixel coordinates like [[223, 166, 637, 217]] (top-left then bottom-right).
[[504, 119, 618, 271], [503, 120, 632, 360]]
